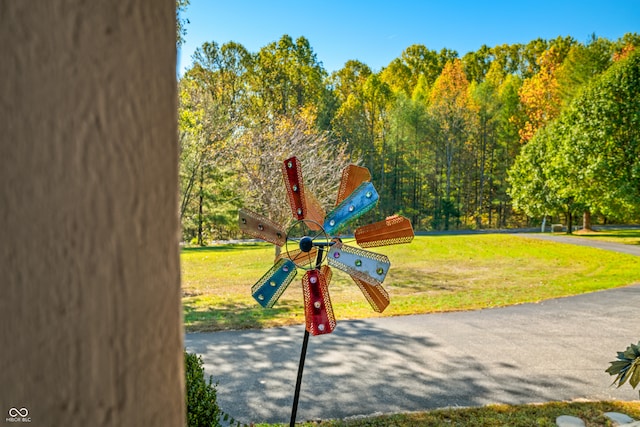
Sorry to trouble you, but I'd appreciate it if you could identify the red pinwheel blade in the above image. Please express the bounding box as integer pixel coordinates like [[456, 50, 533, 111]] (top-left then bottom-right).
[[336, 164, 371, 205], [238, 209, 286, 246], [282, 156, 306, 221], [351, 275, 390, 313], [354, 215, 414, 248], [302, 269, 336, 336], [282, 156, 325, 229]]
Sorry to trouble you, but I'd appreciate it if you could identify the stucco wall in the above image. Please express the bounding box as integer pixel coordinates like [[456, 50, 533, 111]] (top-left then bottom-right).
[[0, 1, 184, 426]]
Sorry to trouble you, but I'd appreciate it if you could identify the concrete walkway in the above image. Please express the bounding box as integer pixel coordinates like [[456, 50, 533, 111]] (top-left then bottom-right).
[[185, 235, 640, 424]]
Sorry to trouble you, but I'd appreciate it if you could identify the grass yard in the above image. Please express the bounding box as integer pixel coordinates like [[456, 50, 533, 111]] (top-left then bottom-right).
[[251, 401, 640, 427], [182, 233, 640, 332]]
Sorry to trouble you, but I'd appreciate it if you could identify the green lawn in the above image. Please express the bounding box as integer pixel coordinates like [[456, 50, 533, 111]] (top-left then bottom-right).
[[182, 233, 640, 332], [253, 401, 640, 427]]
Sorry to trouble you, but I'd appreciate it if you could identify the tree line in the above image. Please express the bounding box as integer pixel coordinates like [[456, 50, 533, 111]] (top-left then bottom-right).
[[178, 32, 640, 244]]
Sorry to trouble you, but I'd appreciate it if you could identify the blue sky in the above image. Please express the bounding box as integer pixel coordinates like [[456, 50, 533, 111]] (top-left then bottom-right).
[[178, 0, 640, 75]]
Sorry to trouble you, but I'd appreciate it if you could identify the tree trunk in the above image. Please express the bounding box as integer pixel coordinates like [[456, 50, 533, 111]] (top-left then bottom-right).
[[583, 210, 592, 231], [566, 211, 573, 235], [197, 167, 204, 246]]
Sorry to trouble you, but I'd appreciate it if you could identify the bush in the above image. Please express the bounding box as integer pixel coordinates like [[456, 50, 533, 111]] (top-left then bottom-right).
[[185, 351, 221, 427]]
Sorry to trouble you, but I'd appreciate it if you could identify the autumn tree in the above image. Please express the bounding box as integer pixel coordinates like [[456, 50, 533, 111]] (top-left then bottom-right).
[[233, 114, 352, 229], [517, 47, 563, 142], [428, 59, 474, 229]]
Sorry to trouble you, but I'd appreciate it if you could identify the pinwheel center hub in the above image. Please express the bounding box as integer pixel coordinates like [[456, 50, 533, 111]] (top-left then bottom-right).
[[299, 236, 314, 253]]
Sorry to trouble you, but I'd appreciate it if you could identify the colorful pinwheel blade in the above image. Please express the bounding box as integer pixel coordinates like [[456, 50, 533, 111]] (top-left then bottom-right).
[[282, 156, 325, 229], [302, 269, 336, 335], [282, 156, 306, 221], [238, 209, 286, 247], [320, 264, 332, 285], [351, 275, 390, 313], [277, 247, 319, 268], [327, 241, 390, 287], [251, 259, 297, 308], [354, 215, 415, 248], [303, 189, 326, 231], [335, 164, 371, 206], [324, 181, 379, 235]]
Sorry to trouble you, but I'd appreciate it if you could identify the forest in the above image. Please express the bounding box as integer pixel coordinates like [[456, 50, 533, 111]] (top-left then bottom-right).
[[178, 32, 640, 245]]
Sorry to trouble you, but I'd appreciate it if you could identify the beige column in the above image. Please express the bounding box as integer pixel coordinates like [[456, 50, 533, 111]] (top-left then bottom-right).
[[0, 1, 184, 425]]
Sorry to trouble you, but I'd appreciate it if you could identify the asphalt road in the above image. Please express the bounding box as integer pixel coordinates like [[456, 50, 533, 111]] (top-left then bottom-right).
[[185, 234, 640, 425]]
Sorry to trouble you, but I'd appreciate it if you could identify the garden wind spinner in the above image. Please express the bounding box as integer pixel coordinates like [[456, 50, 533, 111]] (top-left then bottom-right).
[[238, 156, 415, 336]]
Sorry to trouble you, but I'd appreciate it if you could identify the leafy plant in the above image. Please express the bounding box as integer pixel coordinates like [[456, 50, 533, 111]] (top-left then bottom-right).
[[185, 351, 248, 427], [185, 351, 221, 427], [606, 341, 640, 390]]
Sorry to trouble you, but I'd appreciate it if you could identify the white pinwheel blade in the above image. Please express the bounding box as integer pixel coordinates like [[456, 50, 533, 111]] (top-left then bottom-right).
[[327, 241, 390, 287]]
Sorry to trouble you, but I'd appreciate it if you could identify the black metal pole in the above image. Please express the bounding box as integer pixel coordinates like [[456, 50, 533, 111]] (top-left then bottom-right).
[[290, 328, 309, 427], [290, 246, 325, 427]]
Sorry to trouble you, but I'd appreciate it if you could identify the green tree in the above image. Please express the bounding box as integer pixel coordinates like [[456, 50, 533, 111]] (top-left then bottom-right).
[[556, 34, 613, 106], [176, 0, 190, 47], [560, 49, 640, 222], [250, 35, 327, 120], [507, 123, 577, 229], [509, 50, 640, 231], [179, 41, 251, 244]]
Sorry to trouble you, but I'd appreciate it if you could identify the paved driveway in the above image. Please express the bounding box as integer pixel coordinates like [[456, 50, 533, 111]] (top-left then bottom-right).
[[186, 282, 640, 424], [518, 232, 640, 256]]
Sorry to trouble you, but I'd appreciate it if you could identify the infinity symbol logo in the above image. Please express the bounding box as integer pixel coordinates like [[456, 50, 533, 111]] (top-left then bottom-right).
[[8, 407, 28, 417]]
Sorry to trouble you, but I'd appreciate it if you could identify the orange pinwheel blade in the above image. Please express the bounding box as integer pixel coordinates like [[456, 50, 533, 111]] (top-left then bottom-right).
[[351, 276, 390, 313], [238, 209, 286, 246], [335, 164, 371, 206], [320, 264, 332, 285], [302, 269, 336, 335], [355, 215, 414, 248], [277, 247, 319, 269], [303, 189, 326, 231]]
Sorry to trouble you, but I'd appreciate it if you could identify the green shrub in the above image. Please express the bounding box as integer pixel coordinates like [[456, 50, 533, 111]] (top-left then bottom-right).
[[185, 351, 221, 427]]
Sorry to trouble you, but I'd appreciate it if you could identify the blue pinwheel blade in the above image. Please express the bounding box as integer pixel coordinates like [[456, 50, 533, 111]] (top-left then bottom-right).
[[251, 259, 297, 308], [324, 181, 379, 235]]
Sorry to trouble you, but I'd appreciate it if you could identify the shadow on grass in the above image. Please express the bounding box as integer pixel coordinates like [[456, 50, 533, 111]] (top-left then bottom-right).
[[184, 299, 303, 332], [181, 243, 270, 253]]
